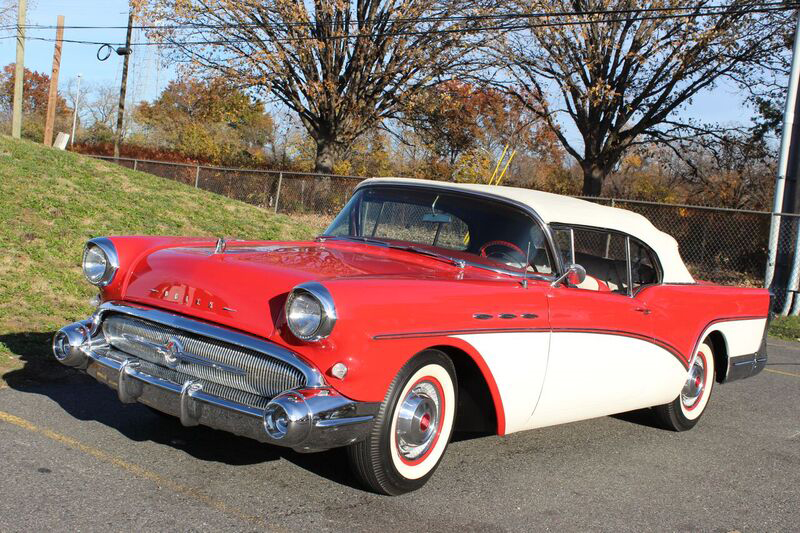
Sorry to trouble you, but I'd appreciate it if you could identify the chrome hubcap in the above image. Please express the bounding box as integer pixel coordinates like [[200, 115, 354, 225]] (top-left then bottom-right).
[[681, 356, 705, 408], [396, 380, 441, 461]]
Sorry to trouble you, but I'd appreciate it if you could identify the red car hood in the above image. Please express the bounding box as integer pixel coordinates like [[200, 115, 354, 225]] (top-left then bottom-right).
[[123, 240, 457, 338]]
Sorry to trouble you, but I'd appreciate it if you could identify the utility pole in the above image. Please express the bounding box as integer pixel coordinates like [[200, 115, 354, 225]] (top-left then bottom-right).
[[70, 73, 82, 146], [113, 9, 134, 159], [766, 11, 800, 314], [11, 0, 27, 139], [43, 15, 65, 147]]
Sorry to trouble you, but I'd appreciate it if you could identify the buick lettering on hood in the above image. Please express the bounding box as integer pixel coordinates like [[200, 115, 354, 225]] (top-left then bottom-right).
[[54, 178, 770, 495]]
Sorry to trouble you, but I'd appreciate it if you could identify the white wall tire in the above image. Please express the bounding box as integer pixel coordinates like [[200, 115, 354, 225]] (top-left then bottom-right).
[[653, 342, 715, 431], [347, 350, 457, 495]]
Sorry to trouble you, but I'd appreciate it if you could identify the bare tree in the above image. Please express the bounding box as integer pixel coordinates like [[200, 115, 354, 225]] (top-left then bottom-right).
[[65, 76, 90, 132], [0, 0, 17, 27], [495, 0, 794, 195], [135, 0, 485, 174], [86, 83, 120, 129]]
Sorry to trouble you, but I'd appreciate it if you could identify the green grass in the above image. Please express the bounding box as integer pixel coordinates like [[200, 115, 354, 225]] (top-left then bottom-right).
[[0, 136, 326, 379], [768, 315, 800, 342]]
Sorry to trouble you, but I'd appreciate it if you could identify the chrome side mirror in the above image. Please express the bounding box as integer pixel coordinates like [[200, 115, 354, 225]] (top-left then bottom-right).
[[551, 263, 586, 288]]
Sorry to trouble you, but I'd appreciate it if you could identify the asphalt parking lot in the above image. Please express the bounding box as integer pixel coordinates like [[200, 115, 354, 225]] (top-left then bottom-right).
[[0, 339, 798, 532]]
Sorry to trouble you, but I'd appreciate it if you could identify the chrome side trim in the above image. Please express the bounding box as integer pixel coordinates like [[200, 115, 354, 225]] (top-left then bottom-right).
[[94, 301, 327, 388], [723, 337, 768, 383], [724, 315, 770, 383]]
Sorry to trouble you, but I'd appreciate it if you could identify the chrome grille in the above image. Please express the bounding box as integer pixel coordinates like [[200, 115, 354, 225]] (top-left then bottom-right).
[[102, 314, 304, 397]]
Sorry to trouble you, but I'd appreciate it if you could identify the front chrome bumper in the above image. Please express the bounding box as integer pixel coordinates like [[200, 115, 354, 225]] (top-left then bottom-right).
[[53, 305, 379, 452]]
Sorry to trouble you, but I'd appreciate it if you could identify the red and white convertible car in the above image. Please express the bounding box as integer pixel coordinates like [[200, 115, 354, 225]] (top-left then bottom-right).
[[54, 178, 770, 494]]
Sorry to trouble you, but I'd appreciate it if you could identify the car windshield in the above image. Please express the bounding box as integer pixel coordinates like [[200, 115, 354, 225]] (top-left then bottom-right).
[[323, 186, 555, 276]]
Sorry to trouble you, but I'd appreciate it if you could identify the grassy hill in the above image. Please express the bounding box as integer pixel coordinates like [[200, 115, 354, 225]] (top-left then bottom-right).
[[0, 136, 325, 378]]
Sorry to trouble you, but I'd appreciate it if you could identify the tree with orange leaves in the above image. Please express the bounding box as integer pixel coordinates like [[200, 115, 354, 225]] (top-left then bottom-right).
[[404, 81, 565, 182], [0, 63, 70, 140]]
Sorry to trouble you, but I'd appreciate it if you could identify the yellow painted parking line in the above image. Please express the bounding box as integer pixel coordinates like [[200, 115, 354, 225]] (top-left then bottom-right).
[[0, 410, 268, 527], [764, 368, 800, 379]]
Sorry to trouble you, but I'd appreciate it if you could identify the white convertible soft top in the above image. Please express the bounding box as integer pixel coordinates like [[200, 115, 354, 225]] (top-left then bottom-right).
[[360, 177, 695, 283]]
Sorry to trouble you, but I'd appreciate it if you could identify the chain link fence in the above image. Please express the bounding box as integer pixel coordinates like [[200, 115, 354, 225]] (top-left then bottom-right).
[[95, 155, 800, 296], [95, 156, 363, 216], [578, 198, 786, 287]]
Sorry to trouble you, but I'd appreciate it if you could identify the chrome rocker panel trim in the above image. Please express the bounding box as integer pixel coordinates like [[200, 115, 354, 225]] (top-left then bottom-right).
[[722, 306, 770, 383], [723, 338, 768, 383]]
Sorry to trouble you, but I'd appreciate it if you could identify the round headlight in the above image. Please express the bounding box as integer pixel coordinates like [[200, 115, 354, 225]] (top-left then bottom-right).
[[285, 283, 337, 341], [287, 293, 322, 338], [82, 238, 119, 286]]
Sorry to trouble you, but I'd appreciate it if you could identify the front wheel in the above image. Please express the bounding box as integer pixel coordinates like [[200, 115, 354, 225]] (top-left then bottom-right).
[[653, 341, 715, 431], [348, 350, 457, 495]]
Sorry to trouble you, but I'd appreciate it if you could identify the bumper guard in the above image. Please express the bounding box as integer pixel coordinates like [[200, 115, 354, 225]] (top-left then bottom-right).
[[53, 310, 378, 453]]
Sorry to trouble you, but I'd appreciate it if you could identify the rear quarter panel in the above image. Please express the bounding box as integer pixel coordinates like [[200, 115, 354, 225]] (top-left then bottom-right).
[[637, 283, 770, 366]]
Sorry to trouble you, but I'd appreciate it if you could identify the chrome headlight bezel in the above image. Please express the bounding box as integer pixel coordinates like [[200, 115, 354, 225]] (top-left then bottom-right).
[[285, 282, 337, 341], [82, 237, 119, 287]]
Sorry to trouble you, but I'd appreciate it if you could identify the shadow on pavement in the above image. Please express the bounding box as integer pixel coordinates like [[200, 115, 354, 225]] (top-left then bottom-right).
[[0, 331, 363, 490], [611, 408, 664, 430]]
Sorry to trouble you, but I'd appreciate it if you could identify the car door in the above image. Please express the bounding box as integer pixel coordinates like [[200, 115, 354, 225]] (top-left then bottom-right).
[[527, 226, 682, 429], [452, 282, 551, 435]]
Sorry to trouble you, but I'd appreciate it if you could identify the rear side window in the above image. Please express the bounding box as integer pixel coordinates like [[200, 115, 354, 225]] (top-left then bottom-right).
[[551, 225, 661, 294], [630, 239, 660, 288], [573, 228, 629, 293]]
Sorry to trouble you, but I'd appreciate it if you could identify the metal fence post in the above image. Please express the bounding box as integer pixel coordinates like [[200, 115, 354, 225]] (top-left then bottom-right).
[[133, 159, 138, 172], [274, 172, 283, 214], [194, 165, 200, 188]]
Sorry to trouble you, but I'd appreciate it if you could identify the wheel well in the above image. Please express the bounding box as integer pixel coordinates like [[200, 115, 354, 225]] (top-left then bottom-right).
[[704, 330, 728, 383], [432, 345, 498, 436]]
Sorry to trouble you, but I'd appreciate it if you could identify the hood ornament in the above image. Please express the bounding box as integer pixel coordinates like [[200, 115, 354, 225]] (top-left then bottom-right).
[[214, 237, 227, 254]]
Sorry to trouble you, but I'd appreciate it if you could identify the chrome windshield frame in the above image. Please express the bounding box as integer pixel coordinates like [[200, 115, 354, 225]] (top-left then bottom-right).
[[324, 182, 565, 279]]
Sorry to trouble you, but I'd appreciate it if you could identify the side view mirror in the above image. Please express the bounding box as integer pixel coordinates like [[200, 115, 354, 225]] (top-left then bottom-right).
[[551, 263, 586, 288]]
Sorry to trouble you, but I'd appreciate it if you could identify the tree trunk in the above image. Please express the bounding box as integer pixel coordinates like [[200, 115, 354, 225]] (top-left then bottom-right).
[[314, 137, 338, 175], [581, 163, 605, 196]]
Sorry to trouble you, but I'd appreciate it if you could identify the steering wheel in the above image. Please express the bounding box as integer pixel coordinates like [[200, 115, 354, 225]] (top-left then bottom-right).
[[479, 240, 528, 269]]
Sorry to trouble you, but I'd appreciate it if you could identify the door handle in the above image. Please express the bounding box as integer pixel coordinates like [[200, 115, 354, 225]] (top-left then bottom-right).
[[634, 307, 651, 315]]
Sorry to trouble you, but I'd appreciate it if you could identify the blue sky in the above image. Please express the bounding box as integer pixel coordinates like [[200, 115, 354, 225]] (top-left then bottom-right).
[[0, 0, 174, 105], [1, 0, 762, 147]]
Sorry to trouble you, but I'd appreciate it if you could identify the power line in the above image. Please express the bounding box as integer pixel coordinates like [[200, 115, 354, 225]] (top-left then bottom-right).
[[0, 1, 794, 31], [0, 3, 793, 47]]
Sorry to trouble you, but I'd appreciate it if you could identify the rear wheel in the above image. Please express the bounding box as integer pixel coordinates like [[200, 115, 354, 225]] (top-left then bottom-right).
[[348, 350, 457, 495], [653, 341, 715, 431]]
